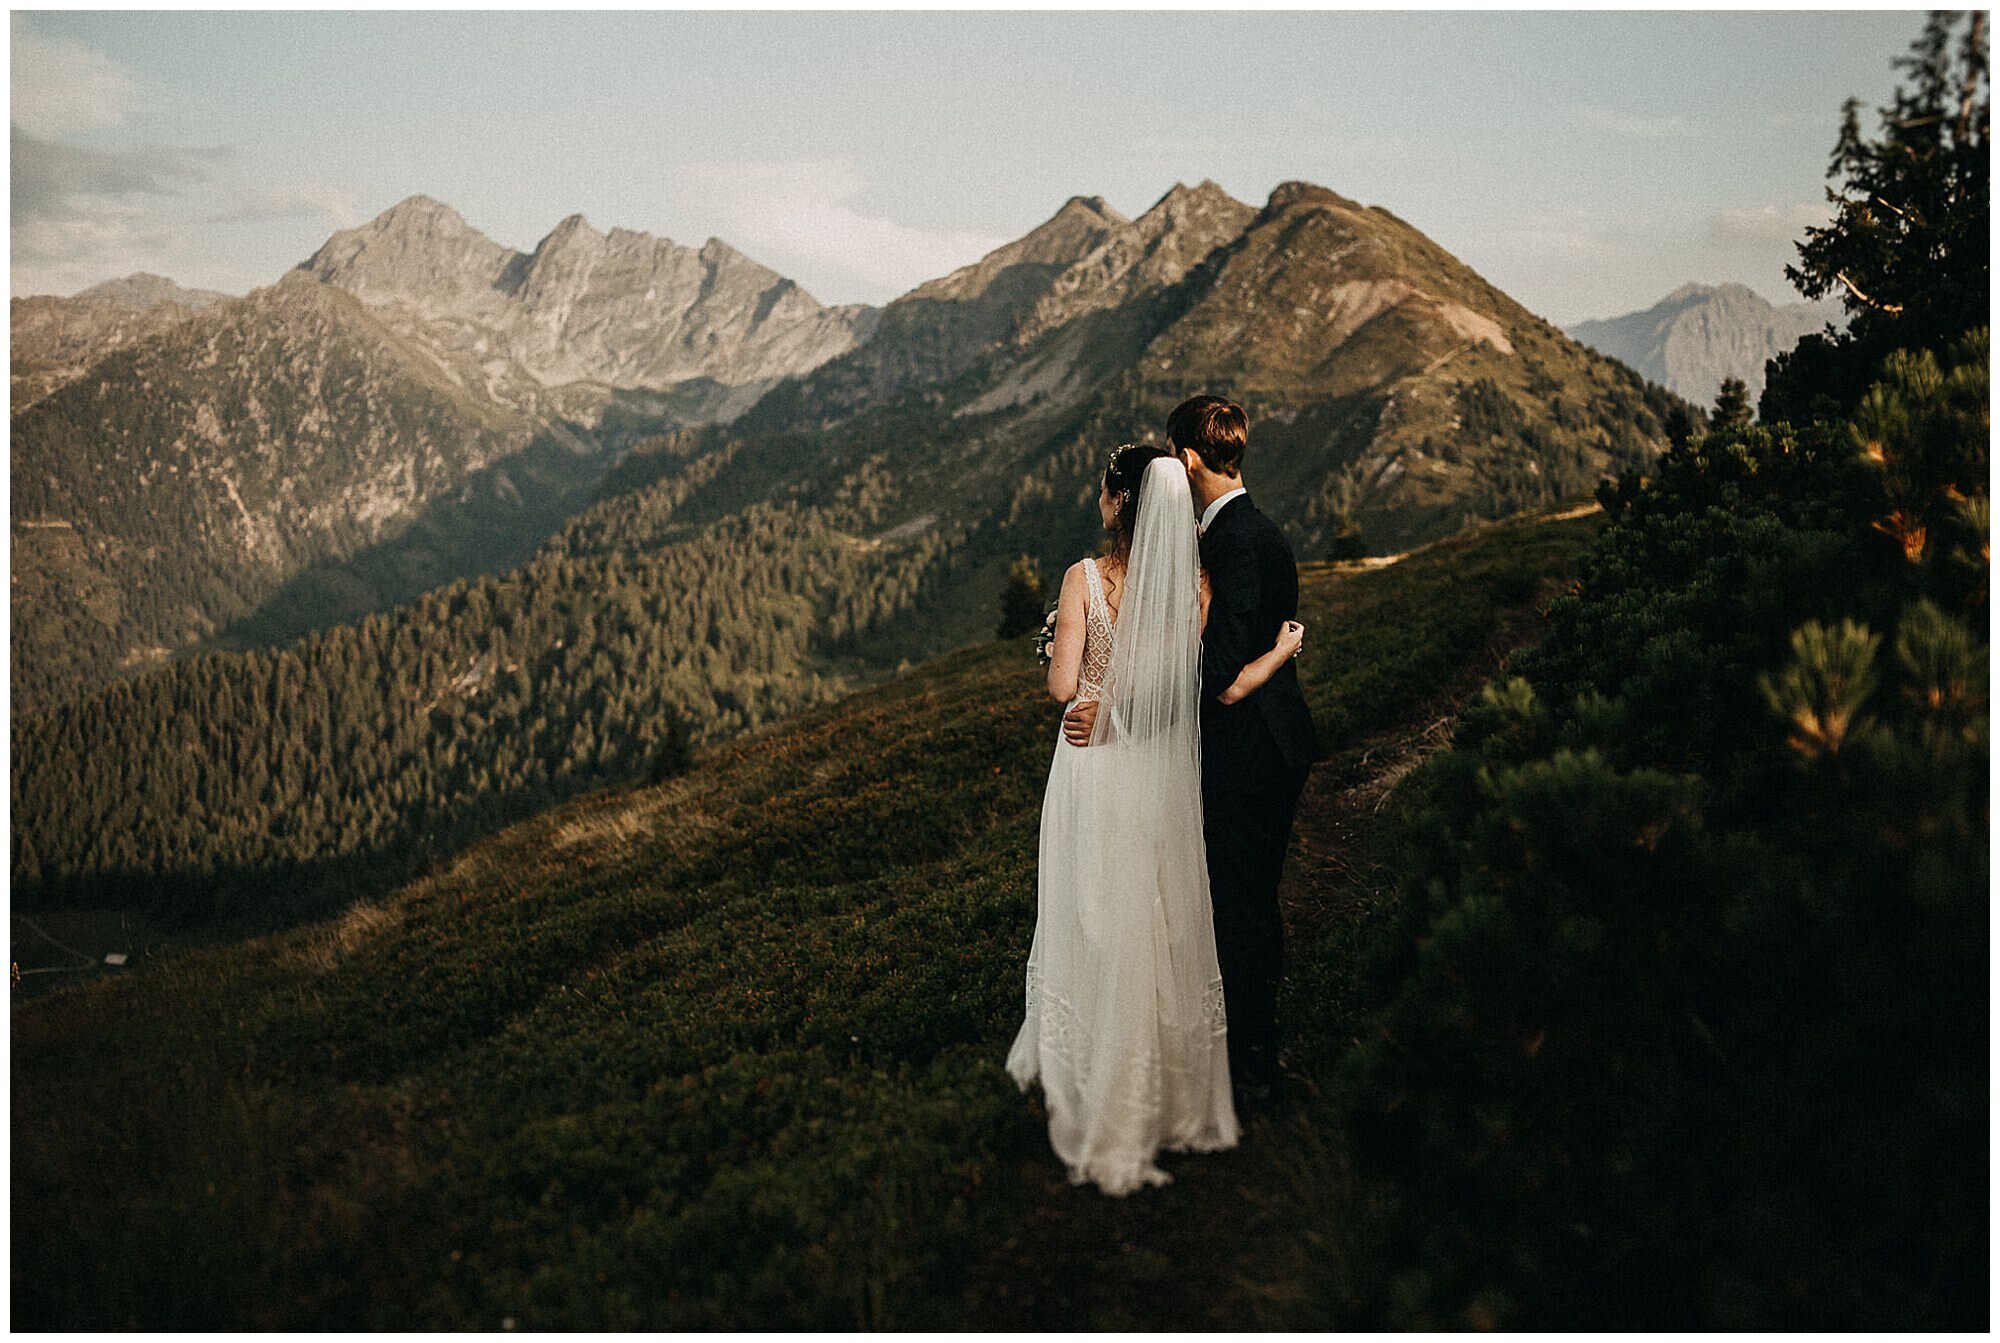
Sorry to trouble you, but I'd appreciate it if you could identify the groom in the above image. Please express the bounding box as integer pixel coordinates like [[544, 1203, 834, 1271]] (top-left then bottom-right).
[[1066, 394, 1317, 1109]]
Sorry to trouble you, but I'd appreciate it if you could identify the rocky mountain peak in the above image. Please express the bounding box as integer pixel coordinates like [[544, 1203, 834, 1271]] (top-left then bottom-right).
[[698, 236, 752, 268], [1056, 194, 1116, 219], [1663, 280, 1720, 305], [1148, 179, 1237, 212], [1567, 280, 1846, 402], [299, 194, 513, 308], [371, 193, 475, 237], [1264, 180, 1365, 216], [536, 212, 603, 252], [1035, 195, 1128, 244], [909, 195, 1129, 307], [1008, 180, 1257, 348], [1136, 179, 1250, 231]]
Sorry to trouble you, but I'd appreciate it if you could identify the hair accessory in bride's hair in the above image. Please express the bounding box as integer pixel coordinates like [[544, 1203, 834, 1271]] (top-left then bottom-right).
[[1108, 443, 1143, 504]]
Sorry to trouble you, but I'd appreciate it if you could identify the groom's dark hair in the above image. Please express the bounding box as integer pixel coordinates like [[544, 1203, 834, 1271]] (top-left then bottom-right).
[[1166, 394, 1248, 477]]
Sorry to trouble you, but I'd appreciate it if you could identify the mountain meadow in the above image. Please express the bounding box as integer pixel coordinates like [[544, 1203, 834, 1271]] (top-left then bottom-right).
[[11, 11, 1988, 1330], [17, 339, 1988, 1324]]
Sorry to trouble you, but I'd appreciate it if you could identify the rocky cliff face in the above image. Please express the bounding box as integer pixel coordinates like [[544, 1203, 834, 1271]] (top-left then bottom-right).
[[299, 195, 875, 423], [1014, 180, 1258, 346], [764, 194, 1132, 418], [1565, 281, 1844, 406]]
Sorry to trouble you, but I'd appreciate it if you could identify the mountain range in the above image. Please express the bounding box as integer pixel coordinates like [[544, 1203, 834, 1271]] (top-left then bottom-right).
[[12, 175, 1699, 935], [12, 179, 1687, 714], [10, 202, 877, 710], [719, 178, 1682, 652], [1564, 281, 1844, 407]]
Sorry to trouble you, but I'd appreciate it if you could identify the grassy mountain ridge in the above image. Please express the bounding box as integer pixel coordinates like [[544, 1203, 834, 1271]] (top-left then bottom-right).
[[11, 503, 1604, 1330]]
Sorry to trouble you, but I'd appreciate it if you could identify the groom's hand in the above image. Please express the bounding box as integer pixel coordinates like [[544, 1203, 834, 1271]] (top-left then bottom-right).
[[1062, 700, 1098, 746]]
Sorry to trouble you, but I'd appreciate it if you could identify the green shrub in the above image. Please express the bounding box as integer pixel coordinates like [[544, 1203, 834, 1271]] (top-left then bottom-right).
[[1343, 334, 1989, 1329]]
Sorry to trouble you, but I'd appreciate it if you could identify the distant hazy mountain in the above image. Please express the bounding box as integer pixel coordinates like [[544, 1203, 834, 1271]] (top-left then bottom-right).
[[10, 272, 232, 412], [1565, 282, 1844, 407]]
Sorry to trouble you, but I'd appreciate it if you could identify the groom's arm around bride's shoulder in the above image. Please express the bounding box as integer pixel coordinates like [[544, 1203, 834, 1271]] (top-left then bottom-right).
[[1199, 521, 1264, 702]]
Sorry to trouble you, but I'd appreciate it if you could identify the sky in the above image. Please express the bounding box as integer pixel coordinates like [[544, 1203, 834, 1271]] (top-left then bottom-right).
[[10, 8, 1928, 325]]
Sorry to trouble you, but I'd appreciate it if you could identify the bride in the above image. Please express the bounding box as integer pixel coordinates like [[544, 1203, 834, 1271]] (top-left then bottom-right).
[[1005, 443, 1305, 1194]]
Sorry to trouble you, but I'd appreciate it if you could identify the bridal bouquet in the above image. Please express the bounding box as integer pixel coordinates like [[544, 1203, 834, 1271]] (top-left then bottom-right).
[[1033, 603, 1058, 666]]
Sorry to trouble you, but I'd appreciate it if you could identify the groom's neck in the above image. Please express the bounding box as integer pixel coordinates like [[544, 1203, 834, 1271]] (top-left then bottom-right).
[[1192, 471, 1243, 511]]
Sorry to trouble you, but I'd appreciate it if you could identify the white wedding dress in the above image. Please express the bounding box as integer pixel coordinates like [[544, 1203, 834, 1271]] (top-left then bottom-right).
[[1005, 456, 1240, 1195]]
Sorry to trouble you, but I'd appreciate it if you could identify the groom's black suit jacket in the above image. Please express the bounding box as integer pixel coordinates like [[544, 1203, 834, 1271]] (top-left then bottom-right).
[[1198, 493, 1319, 784]]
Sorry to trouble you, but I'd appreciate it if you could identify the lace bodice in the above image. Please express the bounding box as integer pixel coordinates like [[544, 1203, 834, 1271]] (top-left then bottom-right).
[[1077, 557, 1116, 699]]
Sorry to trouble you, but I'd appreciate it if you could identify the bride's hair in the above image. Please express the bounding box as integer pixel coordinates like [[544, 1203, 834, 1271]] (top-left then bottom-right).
[[1103, 443, 1169, 559]]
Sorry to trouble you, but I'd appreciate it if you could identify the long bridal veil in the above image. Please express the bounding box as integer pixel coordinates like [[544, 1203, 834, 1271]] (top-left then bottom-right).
[[1007, 453, 1237, 1195], [1089, 454, 1204, 762]]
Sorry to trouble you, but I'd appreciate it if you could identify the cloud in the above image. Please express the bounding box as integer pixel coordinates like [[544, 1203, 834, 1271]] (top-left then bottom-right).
[[1709, 201, 1830, 245], [679, 158, 1010, 305], [206, 184, 364, 229], [11, 200, 193, 296], [1576, 105, 1694, 139], [11, 125, 233, 225], [10, 18, 139, 137], [10, 125, 238, 295], [1464, 203, 1639, 261]]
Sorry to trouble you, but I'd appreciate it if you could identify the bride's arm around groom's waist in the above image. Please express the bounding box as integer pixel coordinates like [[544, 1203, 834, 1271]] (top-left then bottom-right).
[[1044, 561, 1091, 705]]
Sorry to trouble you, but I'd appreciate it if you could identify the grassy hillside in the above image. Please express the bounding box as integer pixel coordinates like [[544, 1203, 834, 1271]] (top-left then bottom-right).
[[12, 504, 1602, 1330], [10, 431, 958, 935]]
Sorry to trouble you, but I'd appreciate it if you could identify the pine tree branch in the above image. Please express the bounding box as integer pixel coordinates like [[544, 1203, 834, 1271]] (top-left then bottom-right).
[[1835, 270, 1906, 314]]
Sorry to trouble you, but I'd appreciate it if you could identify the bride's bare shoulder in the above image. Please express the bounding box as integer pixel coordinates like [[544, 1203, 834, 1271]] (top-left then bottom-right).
[[1056, 558, 1092, 598]]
